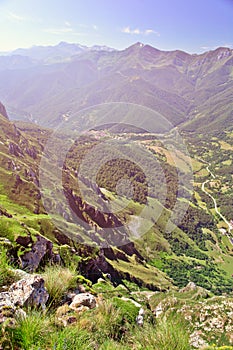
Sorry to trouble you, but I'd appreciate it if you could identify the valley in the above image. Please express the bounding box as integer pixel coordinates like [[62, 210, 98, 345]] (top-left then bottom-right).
[[0, 41, 233, 349]]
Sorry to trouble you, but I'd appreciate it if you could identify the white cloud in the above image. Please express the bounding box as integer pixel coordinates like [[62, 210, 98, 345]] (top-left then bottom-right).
[[122, 26, 139, 34], [93, 24, 98, 31], [122, 26, 160, 36], [65, 21, 71, 27], [7, 11, 26, 22]]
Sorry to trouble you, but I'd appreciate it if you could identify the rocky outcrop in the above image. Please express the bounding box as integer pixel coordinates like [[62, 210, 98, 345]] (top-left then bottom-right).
[[136, 307, 144, 326], [19, 234, 60, 272], [102, 247, 129, 262], [7, 275, 49, 308], [119, 242, 143, 261], [79, 253, 122, 284], [25, 146, 37, 159], [0, 275, 48, 324]]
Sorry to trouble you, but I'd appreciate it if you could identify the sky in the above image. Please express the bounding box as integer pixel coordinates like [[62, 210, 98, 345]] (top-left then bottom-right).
[[0, 0, 233, 53]]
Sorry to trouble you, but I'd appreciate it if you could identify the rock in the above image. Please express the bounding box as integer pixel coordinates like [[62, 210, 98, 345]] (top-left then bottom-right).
[[0, 275, 48, 325], [19, 234, 58, 272], [136, 307, 145, 326], [79, 254, 122, 284], [97, 278, 106, 284], [69, 293, 97, 311], [179, 282, 197, 293], [8, 275, 49, 309], [25, 147, 37, 159], [0, 207, 12, 218], [153, 303, 163, 318], [55, 304, 77, 327], [12, 269, 30, 280], [8, 143, 23, 157], [77, 284, 86, 293], [16, 235, 32, 247]]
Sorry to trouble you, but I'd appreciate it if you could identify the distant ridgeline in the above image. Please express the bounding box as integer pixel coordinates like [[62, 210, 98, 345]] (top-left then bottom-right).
[[0, 43, 232, 133]]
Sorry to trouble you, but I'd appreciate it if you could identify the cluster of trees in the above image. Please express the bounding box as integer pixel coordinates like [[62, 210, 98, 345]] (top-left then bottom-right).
[[178, 205, 216, 251], [150, 255, 233, 294]]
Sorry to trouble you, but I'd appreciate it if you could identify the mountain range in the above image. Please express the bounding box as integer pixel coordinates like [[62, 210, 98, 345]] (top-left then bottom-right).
[[0, 42, 232, 133], [0, 39, 233, 346]]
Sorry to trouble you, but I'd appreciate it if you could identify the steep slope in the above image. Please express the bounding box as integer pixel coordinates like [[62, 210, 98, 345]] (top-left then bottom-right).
[[0, 101, 233, 294]]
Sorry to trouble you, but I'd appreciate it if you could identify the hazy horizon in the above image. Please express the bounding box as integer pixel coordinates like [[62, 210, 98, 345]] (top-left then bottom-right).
[[0, 0, 233, 54]]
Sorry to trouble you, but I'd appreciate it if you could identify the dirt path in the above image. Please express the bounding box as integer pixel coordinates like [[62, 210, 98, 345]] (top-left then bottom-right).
[[200, 159, 233, 243]]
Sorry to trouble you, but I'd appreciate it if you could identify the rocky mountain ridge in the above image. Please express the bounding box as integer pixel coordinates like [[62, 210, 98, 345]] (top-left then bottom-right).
[[0, 43, 232, 132]]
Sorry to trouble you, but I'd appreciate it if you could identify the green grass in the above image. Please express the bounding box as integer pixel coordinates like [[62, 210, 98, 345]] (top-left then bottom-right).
[[0, 246, 17, 288], [109, 258, 172, 290], [4, 310, 50, 350], [41, 265, 78, 307], [129, 314, 191, 350]]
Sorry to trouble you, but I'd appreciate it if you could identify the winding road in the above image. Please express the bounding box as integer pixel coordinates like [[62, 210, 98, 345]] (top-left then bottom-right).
[[200, 159, 233, 243]]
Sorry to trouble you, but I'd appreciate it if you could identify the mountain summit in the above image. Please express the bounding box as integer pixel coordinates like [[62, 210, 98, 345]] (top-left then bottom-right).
[[0, 42, 232, 132]]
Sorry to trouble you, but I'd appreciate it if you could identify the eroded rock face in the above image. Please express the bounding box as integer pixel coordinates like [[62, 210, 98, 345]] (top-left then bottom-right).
[[79, 253, 122, 284], [19, 234, 60, 272]]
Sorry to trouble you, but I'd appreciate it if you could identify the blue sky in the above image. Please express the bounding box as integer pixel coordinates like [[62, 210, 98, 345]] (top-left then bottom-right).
[[0, 0, 233, 53]]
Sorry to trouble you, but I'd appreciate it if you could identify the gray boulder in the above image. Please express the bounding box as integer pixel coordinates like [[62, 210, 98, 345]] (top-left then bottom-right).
[[69, 293, 97, 311], [0, 275, 49, 324]]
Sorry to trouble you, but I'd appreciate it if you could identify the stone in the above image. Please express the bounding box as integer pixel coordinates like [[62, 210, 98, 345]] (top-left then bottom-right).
[[69, 293, 97, 311], [8, 275, 49, 309], [153, 303, 163, 318], [0, 275, 48, 325], [136, 307, 145, 326], [19, 234, 58, 272], [179, 281, 197, 293]]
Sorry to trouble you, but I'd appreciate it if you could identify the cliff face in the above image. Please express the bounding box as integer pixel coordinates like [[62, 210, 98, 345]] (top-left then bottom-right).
[[0, 102, 8, 119]]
